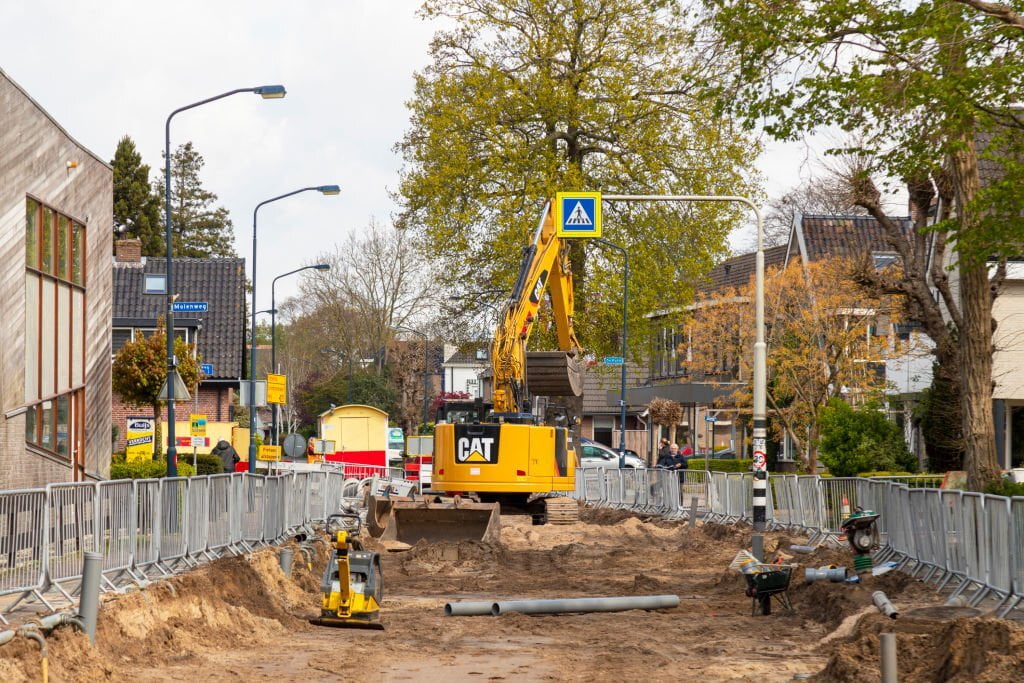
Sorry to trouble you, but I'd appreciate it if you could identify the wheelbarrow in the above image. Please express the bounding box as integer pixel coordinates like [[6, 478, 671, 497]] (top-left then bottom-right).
[[744, 564, 795, 616]]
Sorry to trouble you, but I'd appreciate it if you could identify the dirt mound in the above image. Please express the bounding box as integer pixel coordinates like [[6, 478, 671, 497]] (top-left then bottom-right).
[[0, 543, 330, 682], [578, 506, 659, 525], [815, 613, 1024, 681], [701, 522, 743, 541]]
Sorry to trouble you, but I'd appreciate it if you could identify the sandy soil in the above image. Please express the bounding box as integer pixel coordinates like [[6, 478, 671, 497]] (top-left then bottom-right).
[[1, 508, 1021, 682]]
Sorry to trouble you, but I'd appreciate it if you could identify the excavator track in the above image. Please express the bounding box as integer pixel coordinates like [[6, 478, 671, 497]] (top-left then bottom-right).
[[541, 497, 579, 525], [526, 351, 585, 397]]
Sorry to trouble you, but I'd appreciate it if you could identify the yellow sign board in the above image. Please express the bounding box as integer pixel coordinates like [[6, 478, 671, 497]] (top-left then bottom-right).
[[267, 373, 287, 404], [125, 416, 155, 463], [258, 445, 282, 461], [190, 413, 207, 437], [554, 192, 601, 238]]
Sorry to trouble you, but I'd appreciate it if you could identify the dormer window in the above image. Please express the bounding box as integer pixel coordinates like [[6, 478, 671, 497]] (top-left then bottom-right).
[[143, 273, 166, 294], [872, 253, 898, 270]]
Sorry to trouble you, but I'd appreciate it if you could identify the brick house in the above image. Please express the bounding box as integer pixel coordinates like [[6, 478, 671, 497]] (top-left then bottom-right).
[[111, 241, 245, 452], [637, 215, 917, 465], [0, 67, 113, 487]]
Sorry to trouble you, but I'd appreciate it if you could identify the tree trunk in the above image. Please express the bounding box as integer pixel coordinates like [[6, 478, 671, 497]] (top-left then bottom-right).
[[806, 420, 819, 474], [958, 262, 1000, 488], [949, 139, 1001, 490], [152, 402, 163, 458]]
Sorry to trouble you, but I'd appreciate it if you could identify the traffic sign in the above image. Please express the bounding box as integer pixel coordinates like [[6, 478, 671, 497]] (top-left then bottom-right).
[[258, 445, 282, 461], [190, 413, 207, 437], [267, 373, 287, 404], [603, 356, 624, 365], [554, 192, 602, 238], [171, 301, 209, 313], [704, 415, 717, 423], [176, 436, 209, 447], [753, 452, 767, 470], [200, 363, 214, 376], [282, 433, 306, 458]]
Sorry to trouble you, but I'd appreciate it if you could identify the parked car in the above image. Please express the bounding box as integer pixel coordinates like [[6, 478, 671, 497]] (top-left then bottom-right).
[[578, 438, 646, 469]]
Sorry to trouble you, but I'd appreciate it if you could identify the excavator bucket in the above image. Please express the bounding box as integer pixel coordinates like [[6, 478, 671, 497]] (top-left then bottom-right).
[[526, 351, 585, 397], [367, 495, 501, 545]]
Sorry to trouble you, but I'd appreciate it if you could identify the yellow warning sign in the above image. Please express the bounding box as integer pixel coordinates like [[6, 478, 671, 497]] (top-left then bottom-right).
[[267, 373, 287, 404], [258, 445, 282, 461]]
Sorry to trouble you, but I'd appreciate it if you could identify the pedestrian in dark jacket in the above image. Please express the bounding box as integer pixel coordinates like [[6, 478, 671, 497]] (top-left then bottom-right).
[[658, 443, 680, 468], [211, 439, 239, 473], [657, 438, 671, 463]]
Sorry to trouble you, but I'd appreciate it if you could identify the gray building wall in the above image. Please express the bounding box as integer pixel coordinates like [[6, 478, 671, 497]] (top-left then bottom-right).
[[0, 68, 112, 487]]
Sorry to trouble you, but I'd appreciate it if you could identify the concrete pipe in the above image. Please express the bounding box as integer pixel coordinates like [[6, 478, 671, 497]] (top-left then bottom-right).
[[79, 551, 101, 646], [804, 567, 847, 584], [873, 591, 899, 619], [788, 545, 817, 554], [279, 548, 294, 576], [444, 601, 497, 616], [491, 595, 679, 616]]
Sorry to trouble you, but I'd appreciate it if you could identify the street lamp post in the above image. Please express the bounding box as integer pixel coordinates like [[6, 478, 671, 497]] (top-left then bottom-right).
[[391, 325, 429, 430], [602, 193, 766, 558], [249, 186, 340, 472], [163, 84, 286, 478], [270, 263, 330, 445], [592, 238, 629, 469]]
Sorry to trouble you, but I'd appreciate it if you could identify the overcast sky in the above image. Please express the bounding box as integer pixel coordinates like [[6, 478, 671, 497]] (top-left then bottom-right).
[[2, 1, 828, 306]]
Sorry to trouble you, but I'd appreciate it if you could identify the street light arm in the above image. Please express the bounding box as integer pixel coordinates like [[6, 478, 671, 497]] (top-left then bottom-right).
[[163, 84, 284, 479], [165, 88, 262, 137], [253, 187, 323, 226]]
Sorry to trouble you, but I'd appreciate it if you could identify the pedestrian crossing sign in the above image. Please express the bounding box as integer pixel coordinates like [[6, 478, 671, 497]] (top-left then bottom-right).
[[555, 192, 601, 238]]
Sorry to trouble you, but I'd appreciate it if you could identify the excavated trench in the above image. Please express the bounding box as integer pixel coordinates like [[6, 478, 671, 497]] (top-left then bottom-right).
[[0, 513, 1020, 682]]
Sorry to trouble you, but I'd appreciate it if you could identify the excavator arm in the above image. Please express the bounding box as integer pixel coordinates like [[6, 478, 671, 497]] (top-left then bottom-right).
[[491, 200, 584, 415]]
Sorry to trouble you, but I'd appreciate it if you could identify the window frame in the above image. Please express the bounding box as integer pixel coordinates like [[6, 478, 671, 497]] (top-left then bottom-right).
[[24, 196, 87, 472]]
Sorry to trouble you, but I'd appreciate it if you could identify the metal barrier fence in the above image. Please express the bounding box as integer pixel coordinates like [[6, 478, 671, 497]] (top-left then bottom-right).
[[0, 469, 396, 625], [573, 468, 1024, 616]]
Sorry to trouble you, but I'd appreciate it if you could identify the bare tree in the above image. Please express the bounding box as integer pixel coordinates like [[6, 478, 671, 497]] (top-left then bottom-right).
[[299, 218, 436, 371], [751, 172, 866, 250]]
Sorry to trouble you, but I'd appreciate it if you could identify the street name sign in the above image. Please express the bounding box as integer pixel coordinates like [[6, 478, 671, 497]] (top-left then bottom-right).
[[172, 301, 209, 313]]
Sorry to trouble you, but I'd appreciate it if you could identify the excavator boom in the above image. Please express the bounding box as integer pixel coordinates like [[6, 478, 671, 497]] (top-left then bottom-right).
[[491, 201, 584, 414]]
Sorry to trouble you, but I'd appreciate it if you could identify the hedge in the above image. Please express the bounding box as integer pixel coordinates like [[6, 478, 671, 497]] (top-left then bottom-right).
[[684, 458, 753, 472], [110, 457, 195, 479]]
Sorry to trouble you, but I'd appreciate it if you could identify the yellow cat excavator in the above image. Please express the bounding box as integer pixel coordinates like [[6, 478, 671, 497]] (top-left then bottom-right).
[[431, 198, 585, 523]]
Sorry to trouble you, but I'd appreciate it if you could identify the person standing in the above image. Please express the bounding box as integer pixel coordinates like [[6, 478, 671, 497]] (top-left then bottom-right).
[[657, 438, 671, 464]]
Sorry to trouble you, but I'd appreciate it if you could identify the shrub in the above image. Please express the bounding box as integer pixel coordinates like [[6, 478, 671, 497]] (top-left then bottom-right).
[[984, 479, 1024, 497], [110, 457, 195, 479], [181, 452, 227, 475], [818, 399, 916, 477], [685, 458, 753, 472]]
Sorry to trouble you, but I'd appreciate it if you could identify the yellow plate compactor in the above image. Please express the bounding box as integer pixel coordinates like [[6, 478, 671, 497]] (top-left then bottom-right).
[[311, 512, 384, 630]]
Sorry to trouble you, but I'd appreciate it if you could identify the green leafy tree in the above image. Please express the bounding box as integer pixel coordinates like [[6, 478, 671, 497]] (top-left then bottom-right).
[[818, 399, 917, 477], [111, 135, 164, 255], [111, 319, 202, 457], [295, 369, 399, 437], [705, 0, 1024, 489], [156, 141, 236, 257], [397, 0, 758, 355]]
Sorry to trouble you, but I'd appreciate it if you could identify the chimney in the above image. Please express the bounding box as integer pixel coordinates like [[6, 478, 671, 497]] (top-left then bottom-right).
[[115, 239, 142, 263]]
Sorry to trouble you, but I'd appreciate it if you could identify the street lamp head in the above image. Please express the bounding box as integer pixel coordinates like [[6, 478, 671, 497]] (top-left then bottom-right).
[[314, 263, 331, 271], [254, 84, 287, 99], [317, 185, 341, 195]]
